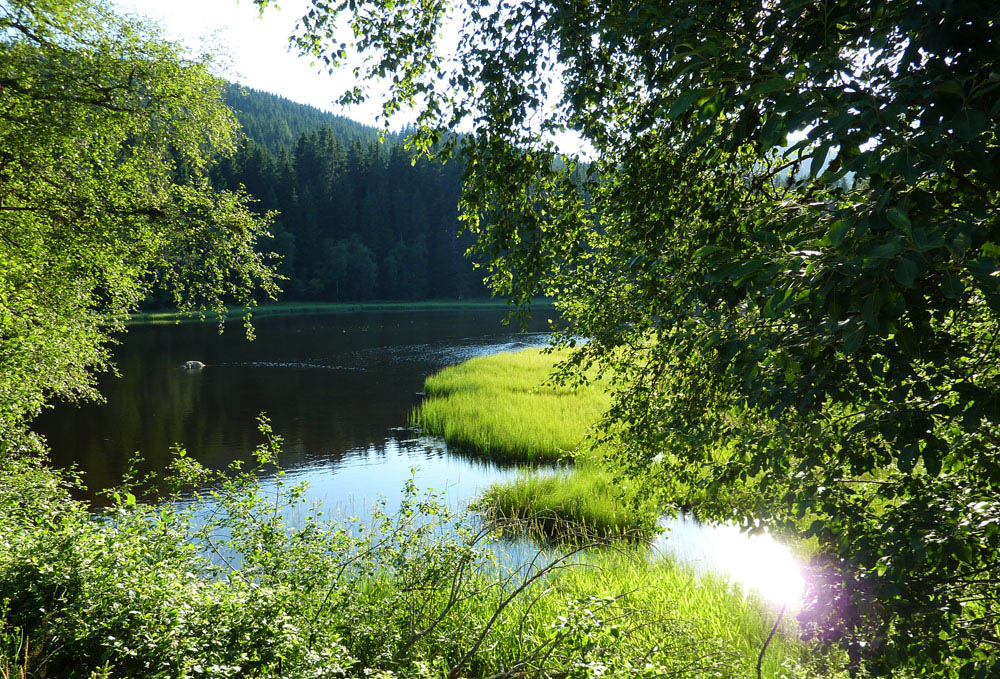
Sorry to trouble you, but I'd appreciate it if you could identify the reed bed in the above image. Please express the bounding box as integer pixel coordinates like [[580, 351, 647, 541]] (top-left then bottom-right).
[[534, 549, 822, 678], [482, 463, 658, 538], [426, 547, 832, 679], [413, 347, 659, 538], [415, 347, 610, 463]]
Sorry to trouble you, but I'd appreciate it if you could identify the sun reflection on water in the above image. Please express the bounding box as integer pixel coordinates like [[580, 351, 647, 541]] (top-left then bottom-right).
[[652, 514, 806, 609]]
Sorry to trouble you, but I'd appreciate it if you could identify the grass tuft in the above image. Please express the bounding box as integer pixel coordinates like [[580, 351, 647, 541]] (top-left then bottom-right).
[[481, 463, 657, 539]]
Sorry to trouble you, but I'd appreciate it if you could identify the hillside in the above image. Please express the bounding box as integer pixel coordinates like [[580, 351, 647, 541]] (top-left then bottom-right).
[[189, 86, 488, 305], [223, 85, 393, 154]]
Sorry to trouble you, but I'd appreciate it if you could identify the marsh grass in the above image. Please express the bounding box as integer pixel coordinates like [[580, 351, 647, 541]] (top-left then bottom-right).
[[442, 545, 832, 679], [0, 449, 842, 679], [481, 462, 658, 539], [413, 348, 659, 538], [537, 549, 821, 679], [414, 347, 610, 463], [410, 354, 841, 675]]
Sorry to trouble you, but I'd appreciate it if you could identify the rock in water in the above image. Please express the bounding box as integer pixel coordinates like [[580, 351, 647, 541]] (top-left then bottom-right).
[[180, 360, 206, 370]]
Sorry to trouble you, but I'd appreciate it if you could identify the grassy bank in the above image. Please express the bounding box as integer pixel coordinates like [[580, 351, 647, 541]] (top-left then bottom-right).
[[462, 547, 830, 679], [545, 550, 823, 678], [406, 351, 849, 676], [127, 299, 551, 325], [413, 347, 658, 538]]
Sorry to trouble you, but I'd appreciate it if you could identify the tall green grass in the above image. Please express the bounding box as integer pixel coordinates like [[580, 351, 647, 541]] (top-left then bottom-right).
[[0, 454, 846, 679], [335, 550, 826, 679], [420, 546, 838, 679], [528, 549, 828, 679], [414, 348, 609, 463], [413, 347, 659, 538], [482, 463, 657, 538]]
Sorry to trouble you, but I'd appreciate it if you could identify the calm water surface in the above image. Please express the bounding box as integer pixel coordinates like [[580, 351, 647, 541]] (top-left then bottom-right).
[[36, 309, 548, 503], [34, 308, 804, 608]]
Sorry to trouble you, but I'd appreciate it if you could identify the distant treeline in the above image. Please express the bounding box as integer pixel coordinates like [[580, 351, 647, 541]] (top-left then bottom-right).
[[223, 84, 390, 152], [172, 86, 486, 304]]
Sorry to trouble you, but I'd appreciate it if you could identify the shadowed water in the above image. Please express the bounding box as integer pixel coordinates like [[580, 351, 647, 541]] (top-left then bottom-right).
[[35, 309, 550, 503], [34, 307, 805, 608]]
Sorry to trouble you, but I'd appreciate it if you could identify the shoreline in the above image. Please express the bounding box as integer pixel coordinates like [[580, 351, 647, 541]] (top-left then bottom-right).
[[125, 299, 554, 325]]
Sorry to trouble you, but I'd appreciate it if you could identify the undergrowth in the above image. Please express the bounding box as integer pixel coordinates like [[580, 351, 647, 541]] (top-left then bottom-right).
[[0, 422, 849, 679]]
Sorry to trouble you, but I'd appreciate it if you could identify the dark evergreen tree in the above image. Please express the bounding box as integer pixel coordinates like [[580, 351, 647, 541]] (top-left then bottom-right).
[[204, 86, 487, 303]]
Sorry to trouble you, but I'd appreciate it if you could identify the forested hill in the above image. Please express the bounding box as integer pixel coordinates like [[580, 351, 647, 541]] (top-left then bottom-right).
[[202, 87, 486, 303], [223, 85, 392, 153]]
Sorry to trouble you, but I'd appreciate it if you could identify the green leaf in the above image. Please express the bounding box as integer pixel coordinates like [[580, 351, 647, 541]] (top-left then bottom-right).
[[667, 91, 700, 119], [843, 323, 867, 353], [829, 219, 850, 246], [898, 443, 920, 473], [886, 207, 911, 232], [753, 77, 790, 96], [895, 327, 920, 356], [955, 109, 988, 141], [810, 142, 831, 178], [871, 239, 902, 260], [922, 441, 944, 477], [941, 274, 965, 299], [894, 258, 919, 287], [693, 244, 729, 258]]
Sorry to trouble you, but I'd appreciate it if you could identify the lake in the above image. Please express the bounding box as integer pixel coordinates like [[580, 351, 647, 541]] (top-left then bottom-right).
[[34, 306, 805, 608]]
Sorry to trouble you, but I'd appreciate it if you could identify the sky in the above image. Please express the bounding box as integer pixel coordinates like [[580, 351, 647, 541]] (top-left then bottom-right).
[[113, 0, 392, 126], [112, 0, 589, 154]]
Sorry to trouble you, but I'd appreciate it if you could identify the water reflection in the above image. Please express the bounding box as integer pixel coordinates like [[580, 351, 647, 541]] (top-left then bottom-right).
[[254, 434, 525, 519], [654, 515, 806, 608], [34, 309, 553, 504]]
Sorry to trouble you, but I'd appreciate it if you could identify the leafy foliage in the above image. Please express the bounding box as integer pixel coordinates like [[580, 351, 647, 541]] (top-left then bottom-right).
[[269, 0, 1000, 675], [0, 0, 277, 453]]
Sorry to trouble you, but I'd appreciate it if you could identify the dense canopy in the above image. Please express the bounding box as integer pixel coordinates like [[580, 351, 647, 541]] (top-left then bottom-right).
[[208, 94, 485, 302], [0, 0, 277, 453], [269, 0, 1000, 674]]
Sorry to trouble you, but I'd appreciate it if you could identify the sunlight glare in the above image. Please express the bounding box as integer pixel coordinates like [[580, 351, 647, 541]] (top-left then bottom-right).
[[653, 515, 806, 609]]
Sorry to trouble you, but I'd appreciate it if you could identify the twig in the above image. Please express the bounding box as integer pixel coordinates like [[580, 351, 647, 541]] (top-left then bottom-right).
[[757, 603, 786, 679]]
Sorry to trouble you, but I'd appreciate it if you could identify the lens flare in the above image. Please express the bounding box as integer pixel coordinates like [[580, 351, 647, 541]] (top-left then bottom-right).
[[652, 515, 806, 609]]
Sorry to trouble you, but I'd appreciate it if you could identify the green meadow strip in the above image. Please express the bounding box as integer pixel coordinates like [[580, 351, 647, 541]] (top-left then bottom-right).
[[124, 299, 552, 325]]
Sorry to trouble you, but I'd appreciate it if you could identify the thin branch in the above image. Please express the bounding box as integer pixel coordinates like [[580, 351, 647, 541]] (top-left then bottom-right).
[[757, 604, 786, 679]]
